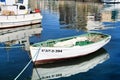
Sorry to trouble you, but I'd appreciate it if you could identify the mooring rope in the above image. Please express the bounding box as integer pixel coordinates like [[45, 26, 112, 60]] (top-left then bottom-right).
[[14, 47, 41, 80]]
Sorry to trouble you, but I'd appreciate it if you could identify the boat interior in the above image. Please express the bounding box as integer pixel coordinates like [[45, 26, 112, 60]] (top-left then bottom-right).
[[32, 33, 109, 47]]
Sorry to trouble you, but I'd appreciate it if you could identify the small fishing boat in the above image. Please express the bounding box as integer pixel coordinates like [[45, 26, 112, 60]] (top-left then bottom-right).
[[31, 48, 109, 80], [30, 32, 111, 64], [0, 0, 42, 29]]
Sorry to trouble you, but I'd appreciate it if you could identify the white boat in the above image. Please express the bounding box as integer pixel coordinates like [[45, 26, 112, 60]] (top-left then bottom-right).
[[101, 0, 120, 3], [31, 48, 109, 80], [0, 0, 42, 29], [30, 32, 111, 64]]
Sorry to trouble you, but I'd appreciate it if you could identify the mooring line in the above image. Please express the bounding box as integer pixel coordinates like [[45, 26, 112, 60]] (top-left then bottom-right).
[[14, 47, 41, 80]]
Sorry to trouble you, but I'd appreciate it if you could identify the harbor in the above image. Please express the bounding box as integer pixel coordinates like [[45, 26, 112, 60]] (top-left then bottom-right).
[[0, 0, 120, 80]]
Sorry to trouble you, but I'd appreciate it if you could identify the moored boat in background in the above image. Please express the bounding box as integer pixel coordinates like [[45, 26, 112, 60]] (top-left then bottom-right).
[[0, 0, 42, 29], [30, 32, 111, 64]]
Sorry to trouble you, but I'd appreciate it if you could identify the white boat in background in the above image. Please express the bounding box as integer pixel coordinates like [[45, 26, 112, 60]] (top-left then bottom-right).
[[31, 48, 109, 80], [101, 0, 120, 3], [30, 32, 111, 64], [0, 0, 42, 29]]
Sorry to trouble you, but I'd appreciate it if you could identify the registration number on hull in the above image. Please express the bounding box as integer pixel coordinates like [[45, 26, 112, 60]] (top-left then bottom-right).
[[41, 49, 62, 53]]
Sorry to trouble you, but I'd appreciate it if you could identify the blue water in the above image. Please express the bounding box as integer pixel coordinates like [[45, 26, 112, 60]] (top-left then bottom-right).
[[1, 1, 120, 80], [0, 44, 33, 80], [31, 1, 120, 80], [0, 0, 5, 2], [31, 8, 120, 80]]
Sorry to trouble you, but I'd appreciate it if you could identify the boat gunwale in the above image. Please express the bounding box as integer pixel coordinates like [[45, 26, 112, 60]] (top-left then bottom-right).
[[31, 33, 111, 48], [0, 12, 41, 17]]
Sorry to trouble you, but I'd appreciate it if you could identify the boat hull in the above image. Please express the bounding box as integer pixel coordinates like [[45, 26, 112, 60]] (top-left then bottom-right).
[[0, 13, 42, 29], [30, 35, 111, 64], [31, 48, 109, 80]]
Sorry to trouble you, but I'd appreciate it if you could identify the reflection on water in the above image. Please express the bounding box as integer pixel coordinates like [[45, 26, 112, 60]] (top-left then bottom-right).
[[59, 2, 102, 31], [0, 24, 42, 50], [0, 24, 42, 80], [101, 3, 120, 21], [32, 48, 109, 80], [39, 0, 118, 31]]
